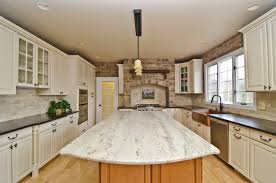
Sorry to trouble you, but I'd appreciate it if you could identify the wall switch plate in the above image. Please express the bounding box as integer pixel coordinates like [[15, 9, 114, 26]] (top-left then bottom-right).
[[257, 102, 266, 110]]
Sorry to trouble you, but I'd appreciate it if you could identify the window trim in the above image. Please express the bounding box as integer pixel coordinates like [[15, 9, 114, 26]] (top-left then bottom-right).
[[204, 48, 256, 110]]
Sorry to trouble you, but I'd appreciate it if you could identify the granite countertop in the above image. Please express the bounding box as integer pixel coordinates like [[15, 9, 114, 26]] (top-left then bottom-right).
[[60, 111, 219, 165], [0, 111, 79, 136], [209, 113, 276, 136]]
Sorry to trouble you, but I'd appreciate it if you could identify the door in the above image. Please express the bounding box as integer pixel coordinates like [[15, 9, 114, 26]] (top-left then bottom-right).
[[244, 22, 269, 91], [229, 132, 249, 178], [12, 135, 33, 182], [0, 143, 12, 183], [38, 128, 53, 167], [250, 139, 276, 183], [96, 77, 118, 122], [53, 124, 64, 155], [0, 24, 16, 95], [267, 14, 276, 91], [88, 67, 96, 127]]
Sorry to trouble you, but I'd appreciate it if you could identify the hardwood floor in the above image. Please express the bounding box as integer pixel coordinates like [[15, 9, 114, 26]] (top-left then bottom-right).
[[20, 155, 250, 183]]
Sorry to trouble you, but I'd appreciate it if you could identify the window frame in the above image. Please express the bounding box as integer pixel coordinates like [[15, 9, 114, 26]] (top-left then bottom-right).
[[204, 48, 256, 109]]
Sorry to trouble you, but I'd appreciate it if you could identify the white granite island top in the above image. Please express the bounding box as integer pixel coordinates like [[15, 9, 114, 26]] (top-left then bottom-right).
[[60, 111, 219, 165]]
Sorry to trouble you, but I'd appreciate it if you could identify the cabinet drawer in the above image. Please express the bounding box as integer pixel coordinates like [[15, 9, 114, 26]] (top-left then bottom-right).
[[229, 123, 249, 137], [0, 127, 32, 146], [39, 118, 64, 132], [67, 113, 79, 120], [250, 129, 276, 148]]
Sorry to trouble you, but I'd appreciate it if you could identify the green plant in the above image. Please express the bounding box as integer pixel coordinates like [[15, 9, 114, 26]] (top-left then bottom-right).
[[60, 99, 71, 111], [48, 101, 56, 115], [47, 99, 71, 115]]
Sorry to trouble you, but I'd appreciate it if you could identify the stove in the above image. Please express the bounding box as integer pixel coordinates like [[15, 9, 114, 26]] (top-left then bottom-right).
[[136, 104, 163, 111]]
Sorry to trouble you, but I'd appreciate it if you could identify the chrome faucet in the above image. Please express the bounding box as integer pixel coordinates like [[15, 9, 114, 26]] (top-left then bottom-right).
[[211, 95, 223, 111]]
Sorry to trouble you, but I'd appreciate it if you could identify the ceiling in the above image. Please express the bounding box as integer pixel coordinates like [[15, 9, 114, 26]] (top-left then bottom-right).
[[0, 0, 275, 63]]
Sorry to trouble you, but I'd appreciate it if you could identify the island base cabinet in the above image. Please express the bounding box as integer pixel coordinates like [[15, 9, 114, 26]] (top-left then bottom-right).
[[100, 158, 202, 183], [250, 139, 276, 183]]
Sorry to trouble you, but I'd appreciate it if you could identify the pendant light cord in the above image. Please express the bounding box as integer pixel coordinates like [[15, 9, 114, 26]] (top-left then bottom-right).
[[137, 36, 140, 59]]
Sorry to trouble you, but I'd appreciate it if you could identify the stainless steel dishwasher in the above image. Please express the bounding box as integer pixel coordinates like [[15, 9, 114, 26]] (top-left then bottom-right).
[[210, 117, 229, 163]]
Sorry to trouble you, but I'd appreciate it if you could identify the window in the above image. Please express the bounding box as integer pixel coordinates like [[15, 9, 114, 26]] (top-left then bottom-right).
[[205, 48, 255, 107]]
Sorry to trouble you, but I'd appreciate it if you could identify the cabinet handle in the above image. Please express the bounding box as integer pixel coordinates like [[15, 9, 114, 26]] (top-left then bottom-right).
[[14, 143, 17, 148], [269, 86, 272, 90], [10, 145, 13, 150], [82, 129, 86, 132], [233, 127, 241, 131], [8, 134, 18, 140], [264, 85, 267, 90], [197, 124, 201, 127], [234, 134, 241, 139], [260, 135, 272, 142], [52, 122, 57, 126], [34, 83, 37, 87], [70, 120, 74, 123]]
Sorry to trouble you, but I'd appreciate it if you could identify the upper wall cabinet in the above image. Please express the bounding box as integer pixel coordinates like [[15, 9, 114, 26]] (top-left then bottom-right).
[[175, 59, 203, 94], [240, 8, 276, 91], [17, 36, 50, 89], [0, 24, 17, 95]]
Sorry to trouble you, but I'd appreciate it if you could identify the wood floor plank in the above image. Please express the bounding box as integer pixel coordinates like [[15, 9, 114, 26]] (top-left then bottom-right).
[[20, 155, 251, 183]]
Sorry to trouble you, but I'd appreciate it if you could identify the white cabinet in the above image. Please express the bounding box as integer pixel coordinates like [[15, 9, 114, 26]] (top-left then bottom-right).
[[0, 143, 12, 183], [240, 8, 276, 91], [12, 135, 33, 182], [78, 121, 88, 136], [117, 64, 124, 94], [17, 36, 51, 89], [174, 109, 183, 123], [229, 131, 250, 178], [0, 127, 32, 183], [53, 124, 63, 156], [76, 59, 88, 88], [38, 128, 53, 168], [182, 109, 192, 127], [88, 66, 96, 128], [193, 121, 202, 136], [63, 116, 78, 146], [0, 24, 16, 95], [175, 59, 203, 94], [38, 52, 72, 96], [250, 139, 276, 183]]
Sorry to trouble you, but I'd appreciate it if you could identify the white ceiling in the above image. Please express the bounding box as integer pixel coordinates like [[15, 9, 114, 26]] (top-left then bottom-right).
[[0, 0, 275, 63]]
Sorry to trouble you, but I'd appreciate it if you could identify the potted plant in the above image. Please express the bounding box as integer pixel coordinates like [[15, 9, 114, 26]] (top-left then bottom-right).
[[60, 99, 71, 113], [48, 101, 56, 116], [55, 101, 63, 116]]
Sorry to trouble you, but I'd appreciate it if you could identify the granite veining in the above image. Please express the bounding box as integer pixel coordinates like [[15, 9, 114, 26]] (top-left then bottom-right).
[[0, 111, 79, 136], [60, 111, 219, 165], [209, 113, 276, 136]]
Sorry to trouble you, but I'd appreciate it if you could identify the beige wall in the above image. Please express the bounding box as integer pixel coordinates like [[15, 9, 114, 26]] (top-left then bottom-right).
[[131, 84, 167, 107], [0, 88, 61, 122]]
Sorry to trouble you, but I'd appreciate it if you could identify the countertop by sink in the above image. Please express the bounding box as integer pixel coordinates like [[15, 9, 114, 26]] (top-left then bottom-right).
[[0, 111, 79, 136], [60, 111, 219, 165]]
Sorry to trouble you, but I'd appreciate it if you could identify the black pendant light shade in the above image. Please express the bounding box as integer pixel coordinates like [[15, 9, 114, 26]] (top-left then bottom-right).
[[134, 9, 142, 37]]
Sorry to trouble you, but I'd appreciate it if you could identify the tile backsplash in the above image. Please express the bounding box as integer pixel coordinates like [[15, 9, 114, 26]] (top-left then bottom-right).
[[0, 88, 60, 122]]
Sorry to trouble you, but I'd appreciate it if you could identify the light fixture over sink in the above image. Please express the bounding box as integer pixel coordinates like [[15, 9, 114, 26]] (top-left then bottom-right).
[[133, 9, 142, 76]]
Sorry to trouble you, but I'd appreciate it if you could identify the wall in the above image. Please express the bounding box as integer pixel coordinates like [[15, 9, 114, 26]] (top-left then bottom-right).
[[192, 33, 276, 121], [131, 84, 167, 107], [95, 62, 119, 77], [0, 88, 61, 122]]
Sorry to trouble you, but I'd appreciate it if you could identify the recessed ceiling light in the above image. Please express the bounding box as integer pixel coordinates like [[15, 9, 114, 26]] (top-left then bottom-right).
[[95, 56, 101, 59], [248, 4, 260, 11], [80, 42, 87, 46], [36, 1, 49, 11], [200, 43, 208, 45]]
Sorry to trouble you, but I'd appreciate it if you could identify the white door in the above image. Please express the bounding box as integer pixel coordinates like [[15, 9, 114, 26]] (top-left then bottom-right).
[[53, 124, 64, 155], [0, 143, 12, 183], [229, 132, 250, 178], [12, 135, 33, 182], [96, 77, 118, 122], [38, 129, 53, 168], [267, 14, 276, 91], [88, 67, 96, 127], [250, 139, 276, 183], [244, 22, 269, 91], [0, 24, 16, 95]]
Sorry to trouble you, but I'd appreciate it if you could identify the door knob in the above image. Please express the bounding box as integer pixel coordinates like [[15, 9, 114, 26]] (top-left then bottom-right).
[[98, 104, 102, 107]]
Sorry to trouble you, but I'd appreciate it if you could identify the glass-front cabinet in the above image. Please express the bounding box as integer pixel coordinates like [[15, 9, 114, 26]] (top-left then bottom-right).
[[17, 36, 50, 88], [180, 64, 189, 93], [18, 37, 35, 86]]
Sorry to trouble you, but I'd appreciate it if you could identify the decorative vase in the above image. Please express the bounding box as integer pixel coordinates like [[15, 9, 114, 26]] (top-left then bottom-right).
[[56, 108, 63, 116]]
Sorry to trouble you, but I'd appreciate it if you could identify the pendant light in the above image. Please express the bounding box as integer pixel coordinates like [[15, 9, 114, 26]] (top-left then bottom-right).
[[134, 9, 142, 76]]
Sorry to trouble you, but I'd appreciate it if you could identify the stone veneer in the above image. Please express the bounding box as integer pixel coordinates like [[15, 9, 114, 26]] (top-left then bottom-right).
[[95, 62, 119, 77], [192, 33, 276, 121]]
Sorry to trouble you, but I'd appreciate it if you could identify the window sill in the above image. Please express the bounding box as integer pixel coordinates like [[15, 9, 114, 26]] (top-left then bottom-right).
[[204, 101, 257, 111]]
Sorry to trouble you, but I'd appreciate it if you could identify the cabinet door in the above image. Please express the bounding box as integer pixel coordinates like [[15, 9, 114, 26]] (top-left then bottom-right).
[[17, 37, 36, 87], [229, 132, 249, 178], [88, 67, 96, 127], [201, 125, 211, 142], [50, 52, 61, 95], [250, 139, 276, 183], [180, 64, 189, 93], [244, 22, 269, 91], [0, 24, 16, 95], [63, 120, 71, 146], [53, 124, 64, 155], [60, 58, 72, 95], [267, 14, 276, 91], [37, 47, 50, 88], [174, 109, 183, 123], [175, 64, 180, 94], [38, 129, 53, 167], [0, 143, 12, 183], [12, 135, 33, 182], [194, 122, 202, 136]]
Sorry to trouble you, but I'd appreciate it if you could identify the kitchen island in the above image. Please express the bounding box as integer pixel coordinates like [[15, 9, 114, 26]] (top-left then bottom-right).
[[60, 111, 219, 183]]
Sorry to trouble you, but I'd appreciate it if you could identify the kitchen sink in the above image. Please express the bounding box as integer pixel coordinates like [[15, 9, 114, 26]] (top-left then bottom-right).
[[192, 109, 224, 126]]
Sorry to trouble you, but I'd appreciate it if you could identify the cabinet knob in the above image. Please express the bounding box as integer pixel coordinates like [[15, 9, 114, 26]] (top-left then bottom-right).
[[269, 86, 272, 90], [264, 85, 267, 90], [14, 143, 17, 148], [70, 120, 74, 123], [234, 134, 241, 139], [10, 145, 13, 150]]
